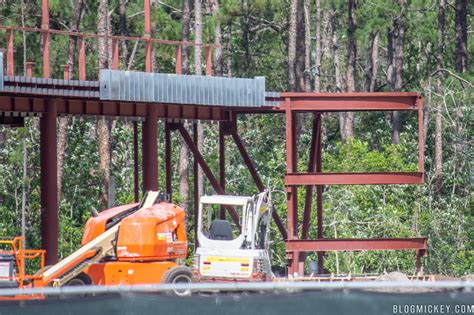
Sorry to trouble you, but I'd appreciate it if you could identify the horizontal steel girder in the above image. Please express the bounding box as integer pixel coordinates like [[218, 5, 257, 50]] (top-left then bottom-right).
[[286, 238, 427, 252], [273, 92, 422, 112], [285, 172, 424, 185]]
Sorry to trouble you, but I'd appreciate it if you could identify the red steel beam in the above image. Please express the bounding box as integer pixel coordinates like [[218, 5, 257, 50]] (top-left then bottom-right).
[[301, 113, 321, 239], [205, 47, 212, 76], [230, 125, 287, 240], [40, 99, 58, 265], [6, 29, 14, 76], [286, 238, 427, 252], [42, 0, 50, 78], [285, 172, 424, 185], [144, 0, 152, 73], [26, 62, 34, 78], [133, 121, 139, 202], [278, 93, 420, 111], [62, 65, 69, 80], [142, 105, 158, 191], [165, 122, 172, 198], [219, 122, 226, 219], [175, 46, 182, 75], [112, 39, 119, 70], [78, 36, 86, 80], [177, 123, 241, 228]]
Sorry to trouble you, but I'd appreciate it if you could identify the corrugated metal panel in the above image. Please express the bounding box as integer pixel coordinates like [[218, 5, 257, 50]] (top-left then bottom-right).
[[0, 52, 3, 91], [99, 69, 266, 107]]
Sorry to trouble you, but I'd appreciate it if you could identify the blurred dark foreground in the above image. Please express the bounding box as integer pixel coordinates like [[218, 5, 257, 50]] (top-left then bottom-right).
[[0, 290, 472, 315]]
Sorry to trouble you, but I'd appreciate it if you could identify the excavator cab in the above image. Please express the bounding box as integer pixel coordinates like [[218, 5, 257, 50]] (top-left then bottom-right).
[[193, 191, 274, 282]]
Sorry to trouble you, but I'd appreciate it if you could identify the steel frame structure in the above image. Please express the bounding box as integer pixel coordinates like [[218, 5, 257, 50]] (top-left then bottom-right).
[[0, 0, 426, 274]]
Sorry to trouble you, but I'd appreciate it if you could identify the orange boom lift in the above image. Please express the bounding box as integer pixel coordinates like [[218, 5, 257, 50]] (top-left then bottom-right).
[[0, 191, 192, 291]]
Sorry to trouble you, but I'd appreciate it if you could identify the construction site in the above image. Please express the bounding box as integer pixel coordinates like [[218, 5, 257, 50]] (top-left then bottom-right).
[[0, 0, 472, 314]]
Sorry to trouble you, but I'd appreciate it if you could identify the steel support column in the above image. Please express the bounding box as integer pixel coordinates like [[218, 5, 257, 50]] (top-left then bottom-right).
[[42, 0, 50, 78], [165, 122, 172, 198], [230, 123, 287, 240], [142, 105, 158, 191], [6, 29, 14, 76], [78, 36, 86, 80], [177, 123, 241, 228], [144, 0, 152, 73], [133, 121, 139, 202], [40, 99, 58, 265], [285, 98, 299, 275], [193, 123, 199, 247], [219, 122, 226, 219]]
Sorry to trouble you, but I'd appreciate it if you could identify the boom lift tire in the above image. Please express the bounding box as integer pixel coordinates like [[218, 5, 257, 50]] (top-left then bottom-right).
[[65, 272, 92, 286], [161, 266, 193, 296]]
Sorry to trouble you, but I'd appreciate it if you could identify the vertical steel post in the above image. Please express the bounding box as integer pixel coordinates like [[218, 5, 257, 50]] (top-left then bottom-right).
[[316, 115, 324, 273], [165, 122, 172, 198], [205, 46, 212, 76], [133, 121, 139, 202], [78, 36, 86, 80], [142, 106, 158, 191], [112, 39, 119, 70], [6, 29, 14, 76], [193, 123, 199, 247], [144, 0, 152, 72], [219, 122, 226, 219], [285, 98, 299, 275], [42, 0, 50, 78], [175, 46, 182, 75], [40, 99, 58, 265], [61, 65, 69, 80], [26, 62, 34, 78]]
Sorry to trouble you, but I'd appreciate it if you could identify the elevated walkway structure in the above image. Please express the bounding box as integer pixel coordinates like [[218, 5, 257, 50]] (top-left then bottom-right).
[[0, 0, 426, 274]]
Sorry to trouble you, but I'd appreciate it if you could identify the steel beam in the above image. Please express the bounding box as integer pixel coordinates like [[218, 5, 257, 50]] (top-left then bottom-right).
[[230, 124, 287, 240], [278, 93, 421, 111], [42, 0, 50, 78], [205, 47, 212, 76], [133, 121, 139, 202], [144, 0, 152, 73], [165, 122, 172, 198], [142, 105, 158, 191], [219, 122, 226, 219], [112, 39, 119, 70], [177, 123, 241, 228], [40, 99, 58, 265], [175, 46, 182, 75], [286, 238, 427, 252], [193, 123, 199, 247], [6, 29, 14, 76], [285, 172, 424, 186], [78, 36, 86, 80]]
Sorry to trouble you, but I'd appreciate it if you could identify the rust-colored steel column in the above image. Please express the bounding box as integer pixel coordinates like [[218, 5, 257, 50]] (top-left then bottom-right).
[[112, 39, 119, 70], [42, 0, 50, 78], [205, 47, 212, 76], [316, 116, 324, 273], [193, 123, 199, 247], [219, 122, 226, 219], [175, 46, 182, 75], [285, 98, 299, 275], [78, 36, 86, 80], [40, 99, 58, 265], [165, 122, 172, 198], [6, 29, 14, 76], [26, 62, 34, 77], [61, 65, 69, 80], [133, 121, 139, 202], [142, 106, 158, 191], [144, 0, 152, 72]]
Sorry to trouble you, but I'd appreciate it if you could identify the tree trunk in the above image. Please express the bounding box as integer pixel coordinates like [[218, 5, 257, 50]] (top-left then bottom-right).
[[391, 0, 406, 145], [296, 0, 306, 92], [194, 0, 204, 197], [314, 0, 321, 92], [58, 0, 84, 200], [455, 0, 467, 73], [434, 0, 446, 193], [242, 0, 251, 76], [304, 0, 311, 92], [209, 0, 222, 76], [331, 12, 342, 93], [342, 0, 356, 142], [364, 31, 379, 92], [226, 21, 233, 77], [119, 0, 129, 66], [288, 0, 298, 92], [98, 0, 111, 206], [179, 0, 191, 211]]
